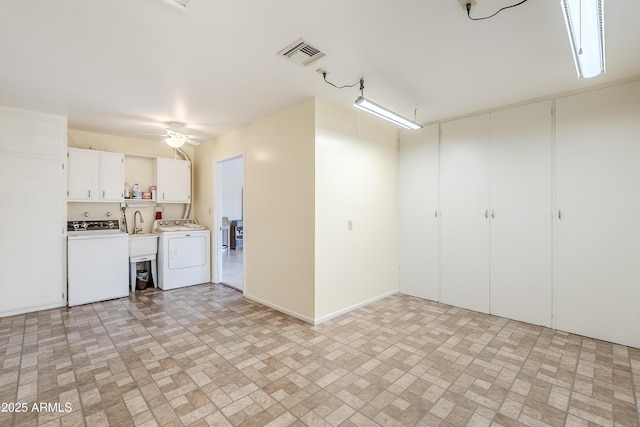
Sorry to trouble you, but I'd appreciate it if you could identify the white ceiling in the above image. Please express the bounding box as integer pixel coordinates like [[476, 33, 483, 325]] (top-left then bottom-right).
[[1, 0, 639, 142]]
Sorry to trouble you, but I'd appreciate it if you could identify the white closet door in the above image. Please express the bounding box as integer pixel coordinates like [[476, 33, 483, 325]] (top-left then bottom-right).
[[0, 153, 65, 315], [490, 101, 553, 327], [555, 82, 640, 348], [399, 124, 439, 301], [440, 114, 491, 313], [0, 107, 66, 316]]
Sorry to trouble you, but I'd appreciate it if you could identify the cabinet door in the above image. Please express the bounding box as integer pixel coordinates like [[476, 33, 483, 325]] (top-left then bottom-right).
[[155, 158, 191, 203], [1, 152, 66, 315], [99, 152, 124, 201], [440, 114, 491, 313], [68, 148, 98, 201], [0, 108, 66, 317], [555, 82, 640, 348], [399, 124, 440, 301], [490, 101, 553, 327]]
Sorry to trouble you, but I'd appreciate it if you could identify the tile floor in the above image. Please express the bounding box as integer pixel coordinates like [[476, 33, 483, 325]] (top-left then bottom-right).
[[221, 247, 243, 291], [1, 285, 639, 427]]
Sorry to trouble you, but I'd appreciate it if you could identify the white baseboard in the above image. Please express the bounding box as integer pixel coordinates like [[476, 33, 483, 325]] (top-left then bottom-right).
[[244, 289, 399, 325], [0, 301, 66, 318], [243, 293, 316, 324], [313, 289, 399, 325]]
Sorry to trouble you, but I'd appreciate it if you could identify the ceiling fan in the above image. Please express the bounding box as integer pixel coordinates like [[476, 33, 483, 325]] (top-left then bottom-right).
[[162, 122, 201, 148]]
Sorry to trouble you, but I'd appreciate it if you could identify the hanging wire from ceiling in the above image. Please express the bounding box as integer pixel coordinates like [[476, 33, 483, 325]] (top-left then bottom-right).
[[322, 73, 361, 89], [465, 0, 529, 20]]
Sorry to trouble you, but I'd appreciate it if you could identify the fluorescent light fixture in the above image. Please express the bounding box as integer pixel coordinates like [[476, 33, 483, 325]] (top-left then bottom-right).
[[354, 96, 422, 130], [159, 0, 189, 10], [561, 0, 605, 79]]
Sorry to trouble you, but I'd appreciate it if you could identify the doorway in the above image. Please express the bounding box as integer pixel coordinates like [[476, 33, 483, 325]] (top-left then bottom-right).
[[215, 156, 244, 291]]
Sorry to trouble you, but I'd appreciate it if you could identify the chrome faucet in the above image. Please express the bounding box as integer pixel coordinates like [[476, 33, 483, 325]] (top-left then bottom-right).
[[133, 210, 144, 234]]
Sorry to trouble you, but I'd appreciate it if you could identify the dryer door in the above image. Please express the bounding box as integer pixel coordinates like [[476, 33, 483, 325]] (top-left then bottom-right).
[[168, 234, 207, 270]]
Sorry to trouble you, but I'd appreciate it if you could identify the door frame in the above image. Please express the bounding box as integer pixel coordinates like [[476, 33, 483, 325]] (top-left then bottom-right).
[[213, 154, 245, 287]]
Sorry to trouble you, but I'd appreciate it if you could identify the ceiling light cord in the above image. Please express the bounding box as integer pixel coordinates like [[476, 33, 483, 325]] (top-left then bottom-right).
[[322, 73, 361, 89], [578, 0, 583, 55], [465, 0, 529, 20]]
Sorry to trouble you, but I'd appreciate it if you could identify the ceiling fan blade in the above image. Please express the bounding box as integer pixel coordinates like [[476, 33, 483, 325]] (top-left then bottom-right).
[[186, 139, 201, 146]]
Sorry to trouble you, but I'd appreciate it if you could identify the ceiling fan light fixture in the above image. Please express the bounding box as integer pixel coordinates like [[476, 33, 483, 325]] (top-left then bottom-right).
[[165, 132, 186, 148]]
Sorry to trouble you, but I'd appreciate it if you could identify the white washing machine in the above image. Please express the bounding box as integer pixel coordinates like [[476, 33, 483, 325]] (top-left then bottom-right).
[[67, 220, 129, 306], [155, 219, 210, 290]]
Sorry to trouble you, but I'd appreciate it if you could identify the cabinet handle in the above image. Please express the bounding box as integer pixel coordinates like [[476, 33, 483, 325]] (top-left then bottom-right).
[[558, 209, 562, 220], [491, 210, 495, 219], [163, 192, 165, 200], [102, 190, 105, 198], [485, 210, 489, 218], [435, 210, 438, 218], [88, 190, 91, 198]]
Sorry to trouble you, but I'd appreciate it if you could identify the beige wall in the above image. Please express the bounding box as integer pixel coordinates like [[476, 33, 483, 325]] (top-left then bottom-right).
[[314, 99, 400, 321], [193, 99, 316, 321], [67, 129, 195, 232], [194, 98, 399, 323], [70, 99, 400, 324]]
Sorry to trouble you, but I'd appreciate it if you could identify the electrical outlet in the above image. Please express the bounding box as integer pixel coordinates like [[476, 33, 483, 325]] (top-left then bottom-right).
[[458, 0, 476, 9]]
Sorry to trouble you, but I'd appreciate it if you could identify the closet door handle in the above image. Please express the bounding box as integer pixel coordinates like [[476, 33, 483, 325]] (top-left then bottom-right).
[[485, 210, 489, 219], [102, 190, 105, 198], [435, 210, 438, 218], [558, 209, 562, 220], [88, 190, 91, 198], [491, 210, 495, 219]]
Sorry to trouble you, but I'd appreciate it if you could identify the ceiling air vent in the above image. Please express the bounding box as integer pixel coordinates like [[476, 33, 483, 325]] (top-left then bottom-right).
[[278, 38, 325, 66]]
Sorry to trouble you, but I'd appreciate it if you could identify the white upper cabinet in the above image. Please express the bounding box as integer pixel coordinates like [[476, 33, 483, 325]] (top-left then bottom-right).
[[398, 124, 440, 302], [68, 148, 99, 201], [154, 157, 190, 203], [99, 151, 125, 201], [67, 148, 123, 202], [555, 82, 640, 348], [489, 101, 553, 327], [440, 114, 491, 314]]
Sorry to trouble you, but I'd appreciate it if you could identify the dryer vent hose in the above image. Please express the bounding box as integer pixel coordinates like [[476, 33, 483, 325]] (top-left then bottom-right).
[[176, 147, 191, 219]]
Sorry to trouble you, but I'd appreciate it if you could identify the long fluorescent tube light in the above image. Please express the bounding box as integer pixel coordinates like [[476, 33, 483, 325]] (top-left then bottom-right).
[[159, 0, 189, 10], [354, 96, 422, 130], [561, 0, 605, 79]]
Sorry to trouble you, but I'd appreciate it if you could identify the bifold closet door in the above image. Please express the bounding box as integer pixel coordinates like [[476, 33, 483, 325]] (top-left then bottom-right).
[[555, 82, 640, 348], [399, 124, 439, 301], [440, 114, 491, 313], [490, 101, 552, 327]]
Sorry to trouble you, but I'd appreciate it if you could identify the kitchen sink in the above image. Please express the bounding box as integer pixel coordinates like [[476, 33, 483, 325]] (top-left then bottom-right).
[[129, 233, 159, 257]]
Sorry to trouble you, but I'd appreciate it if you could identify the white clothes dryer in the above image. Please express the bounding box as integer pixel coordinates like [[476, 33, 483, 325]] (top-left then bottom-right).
[[154, 219, 210, 290]]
